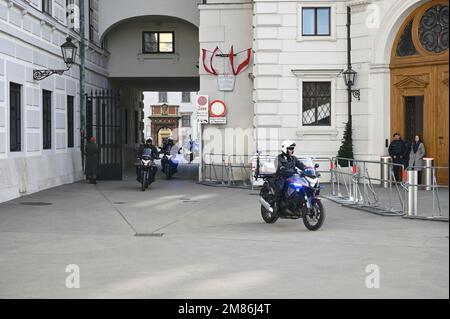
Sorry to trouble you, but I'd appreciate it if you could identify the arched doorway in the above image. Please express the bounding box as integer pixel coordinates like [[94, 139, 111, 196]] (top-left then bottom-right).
[[158, 127, 172, 148], [390, 0, 449, 183]]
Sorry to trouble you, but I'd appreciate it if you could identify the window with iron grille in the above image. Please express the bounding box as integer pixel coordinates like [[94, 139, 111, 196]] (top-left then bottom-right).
[[10, 83, 21, 152], [302, 7, 331, 36], [159, 92, 168, 103], [302, 82, 331, 126], [43, 90, 52, 150], [42, 0, 52, 15], [142, 32, 175, 54], [182, 115, 191, 127], [67, 95, 74, 148], [181, 92, 191, 103]]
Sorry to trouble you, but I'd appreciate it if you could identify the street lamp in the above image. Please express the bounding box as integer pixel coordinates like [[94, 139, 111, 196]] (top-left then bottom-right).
[[342, 66, 360, 101], [33, 37, 78, 81]]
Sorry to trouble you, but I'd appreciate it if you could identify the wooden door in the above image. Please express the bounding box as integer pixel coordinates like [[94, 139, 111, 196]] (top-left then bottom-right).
[[436, 64, 449, 183]]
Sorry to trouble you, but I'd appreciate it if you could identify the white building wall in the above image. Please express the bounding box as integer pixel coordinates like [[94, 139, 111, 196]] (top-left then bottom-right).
[[0, 0, 110, 203], [199, 0, 254, 158], [105, 19, 199, 79]]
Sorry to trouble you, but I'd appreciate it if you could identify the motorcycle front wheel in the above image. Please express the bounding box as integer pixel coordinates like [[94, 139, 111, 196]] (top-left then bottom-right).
[[303, 199, 325, 231], [165, 164, 172, 180], [141, 171, 148, 191]]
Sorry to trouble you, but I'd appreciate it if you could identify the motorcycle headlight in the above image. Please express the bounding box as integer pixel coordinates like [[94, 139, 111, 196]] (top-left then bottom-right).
[[142, 160, 151, 166], [306, 176, 318, 187]]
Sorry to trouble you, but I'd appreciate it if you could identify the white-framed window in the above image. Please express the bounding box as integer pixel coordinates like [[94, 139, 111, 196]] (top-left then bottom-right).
[[297, 2, 336, 42], [158, 92, 168, 103], [42, 0, 52, 15], [181, 114, 191, 127], [181, 92, 191, 103], [292, 69, 341, 138], [66, 0, 80, 33]]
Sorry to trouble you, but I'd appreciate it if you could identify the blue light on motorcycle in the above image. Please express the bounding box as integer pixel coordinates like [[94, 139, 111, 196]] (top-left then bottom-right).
[[290, 182, 304, 189]]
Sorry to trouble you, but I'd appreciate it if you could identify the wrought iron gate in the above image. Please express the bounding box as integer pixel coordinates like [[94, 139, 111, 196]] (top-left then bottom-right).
[[86, 90, 123, 180]]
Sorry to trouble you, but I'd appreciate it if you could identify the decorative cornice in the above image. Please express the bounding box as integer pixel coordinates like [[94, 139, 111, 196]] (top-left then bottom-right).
[[395, 76, 429, 89], [347, 0, 372, 12]]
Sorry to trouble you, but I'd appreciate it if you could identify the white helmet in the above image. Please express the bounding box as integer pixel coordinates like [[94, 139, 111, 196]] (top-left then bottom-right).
[[281, 140, 296, 155]]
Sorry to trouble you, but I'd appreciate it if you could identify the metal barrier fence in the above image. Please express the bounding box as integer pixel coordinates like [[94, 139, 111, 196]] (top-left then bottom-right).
[[403, 166, 448, 221], [326, 157, 407, 216], [201, 153, 448, 221], [326, 157, 448, 221]]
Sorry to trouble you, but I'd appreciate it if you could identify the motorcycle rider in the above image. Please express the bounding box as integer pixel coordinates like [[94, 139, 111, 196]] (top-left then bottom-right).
[[273, 140, 306, 213], [160, 137, 178, 174], [136, 137, 158, 182]]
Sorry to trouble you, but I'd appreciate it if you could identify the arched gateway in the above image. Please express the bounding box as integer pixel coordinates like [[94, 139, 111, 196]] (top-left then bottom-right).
[[390, 0, 449, 183]]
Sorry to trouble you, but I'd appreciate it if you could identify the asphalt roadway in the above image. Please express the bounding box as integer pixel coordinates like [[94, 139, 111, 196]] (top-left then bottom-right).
[[0, 164, 448, 298]]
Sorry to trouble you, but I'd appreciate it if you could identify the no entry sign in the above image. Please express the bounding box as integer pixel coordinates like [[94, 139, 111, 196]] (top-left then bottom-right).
[[209, 100, 227, 124], [209, 100, 227, 117]]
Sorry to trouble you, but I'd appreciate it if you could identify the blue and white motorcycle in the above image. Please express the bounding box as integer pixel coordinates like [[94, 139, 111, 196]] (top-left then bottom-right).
[[258, 158, 325, 231]]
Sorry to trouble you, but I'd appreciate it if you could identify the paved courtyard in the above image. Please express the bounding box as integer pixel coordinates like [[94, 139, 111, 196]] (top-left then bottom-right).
[[0, 165, 448, 299]]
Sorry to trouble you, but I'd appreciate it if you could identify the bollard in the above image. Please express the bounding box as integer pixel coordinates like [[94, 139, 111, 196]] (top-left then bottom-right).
[[380, 156, 392, 188], [422, 158, 434, 191], [407, 170, 418, 216]]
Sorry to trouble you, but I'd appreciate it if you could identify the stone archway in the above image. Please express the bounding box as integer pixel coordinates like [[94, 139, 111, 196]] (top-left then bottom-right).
[[390, 0, 449, 183]]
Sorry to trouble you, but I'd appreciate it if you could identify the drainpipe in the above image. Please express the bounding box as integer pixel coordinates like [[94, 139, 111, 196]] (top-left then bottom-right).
[[346, 6, 352, 123], [80, 0, 86, 170]]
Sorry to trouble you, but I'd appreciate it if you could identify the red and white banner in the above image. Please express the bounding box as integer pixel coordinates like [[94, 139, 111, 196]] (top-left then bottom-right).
[[202, 46, 252, 76], [229, 46, 252, 76]]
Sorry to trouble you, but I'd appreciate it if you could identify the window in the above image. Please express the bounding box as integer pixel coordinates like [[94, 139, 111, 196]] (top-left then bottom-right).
[[10, 83, 21, 152], [142, 32, 175, 54], [89, 0, 95, 41], [134, 111, 139, 143], [67, 96, 74, 148], [66, 0, 80, 32], [43, 90, 52, 150], [124, 109, 128, 144], [182, 115, 191, 127], [181, 92, 191, 103], [302, 82, 331, 126], [302, 7, 331, 36], [42, 0, 52, 15], [159, 92, 168, 103]]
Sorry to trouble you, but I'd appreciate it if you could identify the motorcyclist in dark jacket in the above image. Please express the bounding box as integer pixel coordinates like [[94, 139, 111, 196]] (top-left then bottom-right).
[[136, 137, 159, 182], [274, 140, 306, 212]]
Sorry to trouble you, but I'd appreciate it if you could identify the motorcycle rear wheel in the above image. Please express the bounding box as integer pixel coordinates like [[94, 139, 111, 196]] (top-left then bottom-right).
[[303, 199, 325, 231], [260, 183, 278, 224]]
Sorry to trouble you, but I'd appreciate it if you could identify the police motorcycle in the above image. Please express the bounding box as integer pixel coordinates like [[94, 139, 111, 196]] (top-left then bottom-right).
[[161, 145, 181, 180], [256, 154, 325, 231], [137, 148, 157, 191]]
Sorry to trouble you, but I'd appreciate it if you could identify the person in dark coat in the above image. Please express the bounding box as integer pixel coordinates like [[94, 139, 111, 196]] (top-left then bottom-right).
[[84, 136, 99, 184], [388, 133, 406, 182], [136, 137, 159, 182]]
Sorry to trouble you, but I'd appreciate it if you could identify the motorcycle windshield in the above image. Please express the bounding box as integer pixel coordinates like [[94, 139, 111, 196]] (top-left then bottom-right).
[[142, 148, 153, 157], [170, 145, 180, 156], [298, 157, 315, 169]]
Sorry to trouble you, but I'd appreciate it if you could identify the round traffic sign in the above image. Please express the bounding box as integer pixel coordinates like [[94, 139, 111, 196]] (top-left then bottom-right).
[[197, 96, 208, 106], [209, 100, 227, 117]]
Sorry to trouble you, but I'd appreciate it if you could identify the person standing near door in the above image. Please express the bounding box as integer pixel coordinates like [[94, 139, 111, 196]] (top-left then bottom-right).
[[389, 133, 406, 182], [85, 136, 100, 184], [409, 134, 426, 184]]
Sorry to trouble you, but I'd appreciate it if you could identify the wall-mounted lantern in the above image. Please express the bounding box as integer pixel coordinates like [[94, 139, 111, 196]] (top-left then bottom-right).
[[33, 37, 78, 81], [342, 66, 361, 101]]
